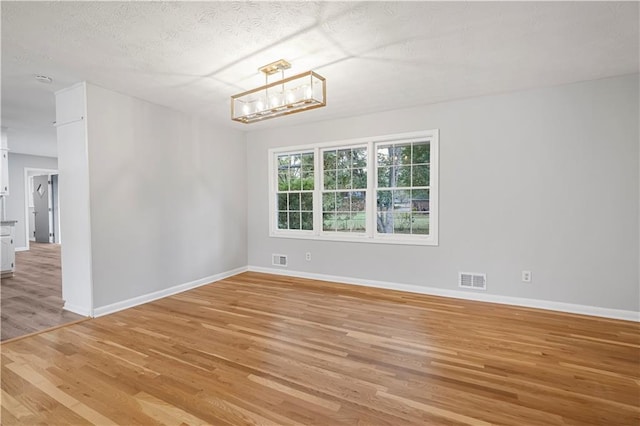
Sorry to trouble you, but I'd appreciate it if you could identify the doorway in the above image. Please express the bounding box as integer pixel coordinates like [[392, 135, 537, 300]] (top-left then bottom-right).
[[29, 173, 60, 244], [23, 168, 60, 249], [0, 167, 80, 342]]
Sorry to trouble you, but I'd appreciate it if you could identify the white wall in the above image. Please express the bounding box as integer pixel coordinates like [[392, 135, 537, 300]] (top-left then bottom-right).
[[85, 83, 247, 309], [6, 127, 58, 158], [247, 74, 639, 313], [5, 153, 58, 249]]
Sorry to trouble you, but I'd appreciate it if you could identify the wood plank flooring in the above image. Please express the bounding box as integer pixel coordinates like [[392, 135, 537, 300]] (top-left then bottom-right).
[[1, 271, 639, 425], [1, 243, 84, 341]]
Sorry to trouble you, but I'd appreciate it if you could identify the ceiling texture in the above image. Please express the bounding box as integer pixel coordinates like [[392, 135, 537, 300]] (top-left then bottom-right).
[[2, 1, 638, 157]]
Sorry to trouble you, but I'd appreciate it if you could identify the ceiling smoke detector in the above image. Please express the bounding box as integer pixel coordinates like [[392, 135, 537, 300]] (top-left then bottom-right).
[[35, 75, 53, 84]]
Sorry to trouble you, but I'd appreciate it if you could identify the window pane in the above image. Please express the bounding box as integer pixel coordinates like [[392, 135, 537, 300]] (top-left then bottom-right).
[[352, 148, 367, 167], [338, 149, 351, 169], [322, 192, 336, 211], [394, 213, 412, 234], [324, 170, 336, 190], [351, 191, 366, 212], [288, 192, 300, 210], [352, 168, 367, 189], [351, 213, 366, 232], [413, 142, 430, 164], [336, 192, 350, 211], [337, 169, 351, 189], [377, 166, 391, 188], [412, 189, 429, 212], [377, 146, 393, 166], [323, 151, 336, 170], [336, 213, 351, 232], [412, 164, 429, 187], [393, 190, 411, 211], [397, 144, 412, 165], [301, 192, 313, 211], [290, 167, 302, 190], [323, 213, 336, 231], [302, 171, 314, 190], [301, 212, 313, 230], [412, 213, 429, 234], [290, 211, 301, 229], [278, 172, 289, 191], [376, 211, 393, 233], [396, 166, 411, 187], [278, 155, 290, 170], [291, 154, 301, 168], [278, 212, 288, 229], [278, 193, 288, 211], [302, 153, 314, 171], [377, 190, 392, 212]]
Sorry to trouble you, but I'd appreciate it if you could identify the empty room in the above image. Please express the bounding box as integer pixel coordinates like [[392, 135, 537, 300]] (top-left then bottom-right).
[[1, 1, 638, 425]]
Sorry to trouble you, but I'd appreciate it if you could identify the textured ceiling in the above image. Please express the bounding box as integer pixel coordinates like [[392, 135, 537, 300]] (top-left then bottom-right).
[[2, 1, 639, 156]]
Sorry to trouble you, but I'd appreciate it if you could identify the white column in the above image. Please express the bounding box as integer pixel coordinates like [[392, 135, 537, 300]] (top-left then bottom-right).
[[55, 82, 93, 316]]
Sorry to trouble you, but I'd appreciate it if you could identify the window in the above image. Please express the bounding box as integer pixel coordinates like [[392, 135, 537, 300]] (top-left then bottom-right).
[[269, 130, 438, 245], [322, 146, 367, 233], [376, 141, 430, 236], [276, 151, 314, 231]]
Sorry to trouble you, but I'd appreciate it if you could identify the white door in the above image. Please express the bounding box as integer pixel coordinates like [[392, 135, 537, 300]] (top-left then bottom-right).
[[28, 176, 36, 241], [33, 175, 53, 243]]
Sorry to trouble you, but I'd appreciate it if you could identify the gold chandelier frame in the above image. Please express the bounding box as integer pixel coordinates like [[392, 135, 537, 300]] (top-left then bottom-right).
[[231, 60, 326, 124]]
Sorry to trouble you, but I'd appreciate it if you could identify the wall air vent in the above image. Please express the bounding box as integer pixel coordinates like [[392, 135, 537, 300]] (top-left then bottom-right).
[[459, 272, 486, 290], [272, 254, 288, 267]]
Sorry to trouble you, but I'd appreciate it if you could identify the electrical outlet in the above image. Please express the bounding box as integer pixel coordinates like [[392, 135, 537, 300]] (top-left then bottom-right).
[[522, 270, 532, 283], [305, 252, 311, 261]]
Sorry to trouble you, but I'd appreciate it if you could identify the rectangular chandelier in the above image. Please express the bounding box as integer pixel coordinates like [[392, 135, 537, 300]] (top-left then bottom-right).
[[231, 60, 326, 124]]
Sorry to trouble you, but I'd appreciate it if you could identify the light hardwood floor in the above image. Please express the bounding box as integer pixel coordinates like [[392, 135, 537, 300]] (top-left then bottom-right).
[[1, 242, 84, 341], [1, 272, 638, 425]]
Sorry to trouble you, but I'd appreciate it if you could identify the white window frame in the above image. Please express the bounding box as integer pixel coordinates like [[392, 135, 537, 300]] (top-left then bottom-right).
[[272, 149, 316, 236], [319, 143, 369, 238], [268, 130, 439, 246]]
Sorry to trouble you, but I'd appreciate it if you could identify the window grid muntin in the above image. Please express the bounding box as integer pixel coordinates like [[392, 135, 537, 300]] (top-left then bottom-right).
[[321, 145, 367, 233], [276, 151, 314, 231], [269, 130, 438, 246], [375, 140, 431, 236]]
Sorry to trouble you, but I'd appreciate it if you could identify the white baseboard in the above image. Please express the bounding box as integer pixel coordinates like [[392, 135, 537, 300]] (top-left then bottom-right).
[[15, 246, 28, 252], [93, 266, 248, 317], [248, 266, 640, 322], [63, 302, 92, 317]]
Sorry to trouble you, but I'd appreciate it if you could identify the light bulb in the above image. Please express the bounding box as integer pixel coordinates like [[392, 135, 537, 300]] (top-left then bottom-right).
[[256, 99, 264, 112], [270, 95, 281, 108], [302, 85, 312, 99], [242, 104, 250, 116], [286, 90, 295, 104]]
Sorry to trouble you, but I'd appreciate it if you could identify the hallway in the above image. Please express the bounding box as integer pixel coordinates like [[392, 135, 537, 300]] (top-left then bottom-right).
[[1, 242, 84, 341]]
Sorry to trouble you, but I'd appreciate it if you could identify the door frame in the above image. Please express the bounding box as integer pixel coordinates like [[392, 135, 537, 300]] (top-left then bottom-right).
[[23, 167, 58, 251]]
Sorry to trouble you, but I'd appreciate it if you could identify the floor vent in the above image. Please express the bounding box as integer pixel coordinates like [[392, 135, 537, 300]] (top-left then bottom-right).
[[459, 272, 486, 290], [272, 254, 288, 267]]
